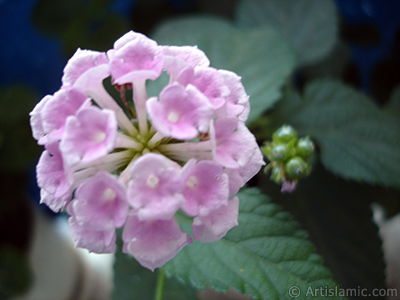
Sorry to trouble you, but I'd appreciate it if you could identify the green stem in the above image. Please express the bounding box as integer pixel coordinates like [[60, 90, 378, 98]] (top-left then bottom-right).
[[154, 268, 165, 300]]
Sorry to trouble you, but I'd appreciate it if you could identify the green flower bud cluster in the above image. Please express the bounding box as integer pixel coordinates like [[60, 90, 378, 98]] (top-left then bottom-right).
[[261, 125, 314, 192]]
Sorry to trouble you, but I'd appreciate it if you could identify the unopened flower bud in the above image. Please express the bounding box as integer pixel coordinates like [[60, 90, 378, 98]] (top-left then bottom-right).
[[270, 144, 292, 162], [270, 165, 283, 183], [272, 125, 297, 144], [284, 156, 310, 179], [296, 137, 314, 158]]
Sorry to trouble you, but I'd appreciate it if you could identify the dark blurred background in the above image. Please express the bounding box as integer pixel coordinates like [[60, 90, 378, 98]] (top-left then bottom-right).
[[0, 0, 399, 299]]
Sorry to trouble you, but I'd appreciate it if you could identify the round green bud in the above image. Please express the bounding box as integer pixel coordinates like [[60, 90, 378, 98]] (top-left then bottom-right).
[[273, 125, 298, 144], [284, 156, 310, 179], [296, 137, 315, 158], [270, 143, 292, 162], [270, 165, 283, 183]]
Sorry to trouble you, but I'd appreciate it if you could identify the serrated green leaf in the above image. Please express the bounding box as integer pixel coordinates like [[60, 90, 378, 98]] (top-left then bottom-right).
[[165, 188, 344, 300], [259, 163, 387, 296], [0, 246, 32, 299], [112, 235, 198, 300], [265, 79, 400, 189], [235, 0, 338, 66], [151, 16, 296, 123]]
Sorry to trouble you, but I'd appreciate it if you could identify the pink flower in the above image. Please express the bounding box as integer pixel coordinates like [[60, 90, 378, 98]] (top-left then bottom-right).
[[69, 217, 116, 254], [108, 31, 164, 84], [60, 106, 117, 166], [226, 147, 265, 196], [147, 83, 213, 140], [69, 171, 129, 230], [41, 88, 90, 143], [122, 215, 191, 271], [30, 30, 264, 270], [36, 141, 72, 212], [192, 196, 239, 243], [181, 159, 229, 217], [211, 117, 259, 168], [127, 153, 184, 221], [62, 49, 108, 87]]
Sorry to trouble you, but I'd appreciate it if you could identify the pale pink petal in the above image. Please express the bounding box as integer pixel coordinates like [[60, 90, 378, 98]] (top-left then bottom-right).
[[69, 171, 129, 230], [181, 159, 229, 216], [210, 117, 259, 169], [147, 83, 213, 140], [217, 70, 250, 121], [62, 48, 108, 87], [127, 153, 184, 221], [60, 107, 117, 166], [42, 88, 90, 141], [178, 66, 227, 109], [161, 45, 210, 81], [36, 141, 73, 212], [161, 45, 210, 68], [108, 31, 163, 84], [40, 188, 71, 214], [30, 95, 52, 144], [69, 217, 116, 254], [192, 196, 239, 243], [225, 147, 265, 195], [122, 215, 191, 271]]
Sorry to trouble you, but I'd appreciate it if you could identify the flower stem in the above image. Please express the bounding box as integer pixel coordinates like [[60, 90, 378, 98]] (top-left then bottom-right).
[[133, 80, 148, 135], [154, 268, 165, 300]]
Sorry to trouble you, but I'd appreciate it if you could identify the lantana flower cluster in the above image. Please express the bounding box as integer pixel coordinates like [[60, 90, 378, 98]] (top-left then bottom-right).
[[30, 31, 264, 270]]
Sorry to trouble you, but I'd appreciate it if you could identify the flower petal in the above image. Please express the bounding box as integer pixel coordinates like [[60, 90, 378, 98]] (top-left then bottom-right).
[[60, 107, 117, 166], [192, 196, 239, 243], [62, 48, 108, 87], [122, 215, 191, 271], [127, 153, 184, 221], [36, 141, 72, 212], [109, 31, 163, 84], [147, 83, 213, 140], [69, 217, 116, 254], [181, 159, 229, 216], [70, 171, 129, 230], [210, 117, 259, 169]]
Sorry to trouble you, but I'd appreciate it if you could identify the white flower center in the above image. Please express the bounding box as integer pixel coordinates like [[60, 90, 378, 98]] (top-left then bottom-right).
[[93, 131, 106, 143], [103, 188, 116, 202], [186, 176, 198, 188], [146, 174, 159, 188], [167, 111, 180, 123]]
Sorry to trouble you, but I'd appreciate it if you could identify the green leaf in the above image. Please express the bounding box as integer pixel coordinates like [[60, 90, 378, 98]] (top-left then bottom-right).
[[112, 235, 199, 300], [259, 163, 387, 296], [0, 245, 33, 299], [165, 188, 344, 300], [151, 16, 296, 123], [266, 79, 400, 189], [235, 0, 338, 66]]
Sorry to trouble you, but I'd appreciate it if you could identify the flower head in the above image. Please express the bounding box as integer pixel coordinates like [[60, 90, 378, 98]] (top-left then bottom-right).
[[30, 31, 264, 270]]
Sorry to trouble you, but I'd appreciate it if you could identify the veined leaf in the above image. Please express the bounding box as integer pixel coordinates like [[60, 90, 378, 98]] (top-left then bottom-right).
[[151, 16, 296, 123], [235, 0, 338, 66], [266, 79, 400, 189], [260, 163, 387, 297], [165, 188, 344, 300]]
